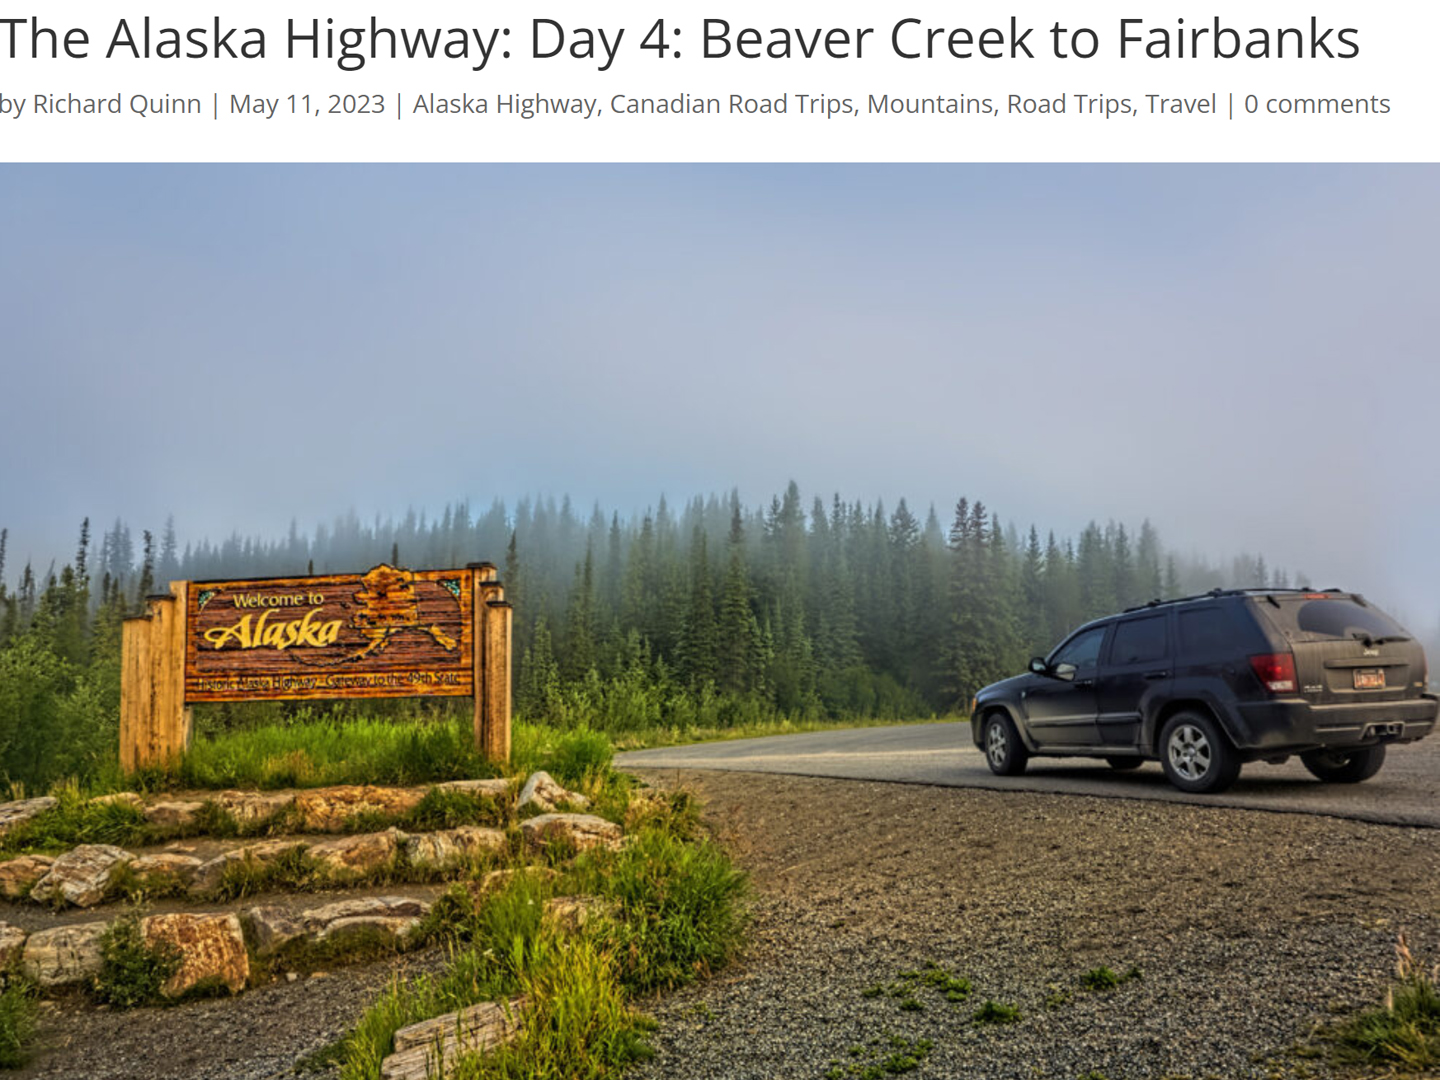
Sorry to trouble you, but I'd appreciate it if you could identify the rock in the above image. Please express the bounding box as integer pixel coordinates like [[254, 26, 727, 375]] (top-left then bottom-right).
[[141, 912, 249, 997], [212, 790, 294, 826], [30, 844, 134, 908], [245, 906, 308, 955], [88, 792, 144, 811], [302, 895, 431, 928], [0, 796, 57, 836], [318, 915, 421, 944], [405, 826, 508, 869], [293, 786, 427, 832], [381, 998, 527, 1080], [0, 922, 27, 966], [22, 921, 107, 987], [434, 778, 512, 800], [308, 829, 403, 877], [517, 771, 589, 813], [0, 854, 56, 899], [520, 813, 622, 854], [143, 800, 206, 829], [543, 896, 614, 933], [189, 839, 309, 895], [129, 853, 204, 887]]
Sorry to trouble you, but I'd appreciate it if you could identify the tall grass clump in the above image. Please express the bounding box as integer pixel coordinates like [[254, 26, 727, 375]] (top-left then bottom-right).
[[0, 981, 39, 1068], [175, 714, 495, 789], [573, 822, 748, 993], [0, 780, 146, 856], [1329, 934, 1440, 1072]]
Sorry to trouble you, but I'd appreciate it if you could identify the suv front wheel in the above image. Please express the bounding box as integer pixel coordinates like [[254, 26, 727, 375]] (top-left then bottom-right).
[[983, 713, 1029, 776], [1300, 744, 1386, 783], [1159, 711, 1241, 794]]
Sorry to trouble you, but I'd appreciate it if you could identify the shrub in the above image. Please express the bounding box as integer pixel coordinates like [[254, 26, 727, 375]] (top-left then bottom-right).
[[971, 1000, 1021, 1025], [95, 915, 181, 1008]]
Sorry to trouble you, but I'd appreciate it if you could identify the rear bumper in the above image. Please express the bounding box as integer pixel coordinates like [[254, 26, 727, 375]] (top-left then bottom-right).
[[1232, 694, 1439, 752]]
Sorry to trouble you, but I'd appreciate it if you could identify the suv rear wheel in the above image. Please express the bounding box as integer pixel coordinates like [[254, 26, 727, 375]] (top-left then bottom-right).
[[1159, 711, 1241, 794], [983, 713, 1029, 776], [1300, 745, 1386, 784]]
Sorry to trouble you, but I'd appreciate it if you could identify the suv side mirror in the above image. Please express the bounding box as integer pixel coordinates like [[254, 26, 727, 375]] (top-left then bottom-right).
[[1028, 657, 1048, 675]]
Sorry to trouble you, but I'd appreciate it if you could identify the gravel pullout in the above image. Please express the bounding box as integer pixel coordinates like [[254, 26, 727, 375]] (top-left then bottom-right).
[[626, 769, 1440, 1080]]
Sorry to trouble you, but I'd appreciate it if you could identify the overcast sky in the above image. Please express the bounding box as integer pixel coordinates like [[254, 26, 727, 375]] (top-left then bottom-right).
[[1, 165, 1436, 628]]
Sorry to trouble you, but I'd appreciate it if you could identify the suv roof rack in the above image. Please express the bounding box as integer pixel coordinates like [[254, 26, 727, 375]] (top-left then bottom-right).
[[1122, 586, 1343, 614]]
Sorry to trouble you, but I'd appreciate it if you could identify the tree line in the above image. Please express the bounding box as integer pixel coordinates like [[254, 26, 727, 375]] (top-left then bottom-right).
[[0, 484, 1310, 787]]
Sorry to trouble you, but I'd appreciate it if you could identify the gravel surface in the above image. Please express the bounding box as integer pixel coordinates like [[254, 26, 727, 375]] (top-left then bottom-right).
[[14, 948, 448, 1080], [625, 769, 1440, 1080], [13, 769, 1439, 1079]]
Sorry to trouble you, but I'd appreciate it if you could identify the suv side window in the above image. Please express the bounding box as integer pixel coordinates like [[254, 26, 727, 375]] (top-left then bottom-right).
[[1050, 627, 1107, 673], [1109, 615, 1168, 665], [1179, 608, 1231, 655]]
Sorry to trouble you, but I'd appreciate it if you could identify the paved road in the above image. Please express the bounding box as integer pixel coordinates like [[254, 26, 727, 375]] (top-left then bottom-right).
[[616, 722, 1440, 828]]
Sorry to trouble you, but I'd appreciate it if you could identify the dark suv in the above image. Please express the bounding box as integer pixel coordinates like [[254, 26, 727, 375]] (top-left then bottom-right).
[[970, 589, 1438, 793]]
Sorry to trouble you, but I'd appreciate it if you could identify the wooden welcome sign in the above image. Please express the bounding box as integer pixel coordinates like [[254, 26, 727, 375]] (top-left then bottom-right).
[[120, 562, 512, 770]]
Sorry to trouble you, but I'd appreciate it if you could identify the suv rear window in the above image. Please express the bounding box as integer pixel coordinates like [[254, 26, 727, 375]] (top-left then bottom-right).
[[1265, 596, 1406, 643]]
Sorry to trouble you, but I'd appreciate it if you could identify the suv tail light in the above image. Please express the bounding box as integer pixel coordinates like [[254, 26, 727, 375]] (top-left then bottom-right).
[[1249, 652, 1297, 694]]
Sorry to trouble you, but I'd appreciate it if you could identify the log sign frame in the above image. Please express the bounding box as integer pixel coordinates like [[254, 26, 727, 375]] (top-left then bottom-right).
[[119, 562, 511, 769]]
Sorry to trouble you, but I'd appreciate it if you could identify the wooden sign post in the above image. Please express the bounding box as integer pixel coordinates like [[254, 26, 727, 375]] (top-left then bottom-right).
[[120, 563, 512, 771]]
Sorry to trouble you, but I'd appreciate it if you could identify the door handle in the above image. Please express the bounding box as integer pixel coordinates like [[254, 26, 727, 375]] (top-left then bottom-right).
[[1144, 670, 1170, 680], [1076, 678, 1095, 688]]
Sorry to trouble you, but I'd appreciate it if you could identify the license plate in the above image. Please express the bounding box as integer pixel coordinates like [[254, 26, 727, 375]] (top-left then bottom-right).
[[1354, 669, 1385, 690]]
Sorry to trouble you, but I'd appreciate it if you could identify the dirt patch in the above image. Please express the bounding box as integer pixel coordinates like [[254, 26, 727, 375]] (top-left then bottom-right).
[[626, 768, 1440, 1080]]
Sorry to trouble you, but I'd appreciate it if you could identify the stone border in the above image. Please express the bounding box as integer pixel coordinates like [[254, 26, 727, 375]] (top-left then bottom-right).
[[0, 772, 599, 910]]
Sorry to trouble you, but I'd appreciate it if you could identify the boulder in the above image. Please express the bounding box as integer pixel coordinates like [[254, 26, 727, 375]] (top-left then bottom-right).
[[543, 896, 614, 933], [434, 778, 512, 800], [0, 922, 27, 967], [212, 790, 294, 826], [30, 844, 134, 908], [405, 826, 508, 870], [520, 814, 621, 854], [89, 792, 144, 811], [0, 796, 57, 836], [294, 786, 427, 832], [0, 854, 55, 899], [21, 921, 107, 986], [318, 915, 421, 945], [143, 800, 206, 829], [302, 895, 431, 929], [381, 998, 527, 1080], [189, 839, 309, 895], [142, 912, 249, 997], [245, 905, 308, 955], [517, 771, 589, 813], [308, 829, 403, 877], [129, 853, 204, 887]]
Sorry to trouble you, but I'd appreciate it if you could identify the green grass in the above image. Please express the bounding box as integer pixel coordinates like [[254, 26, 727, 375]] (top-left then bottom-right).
[[864, 963, 971, 1012], [0, 782, 147, 856], [825, 1034, 933, 1080], [0, 982, 38, 1068], [573, 826, 749, 993], [174, 716, 498, 790], [1326, 936, 1440, 1072], [1080, 965, 1141, 992], [332, 789, 745, 1080], [971, 1000, 1021, 1025]]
